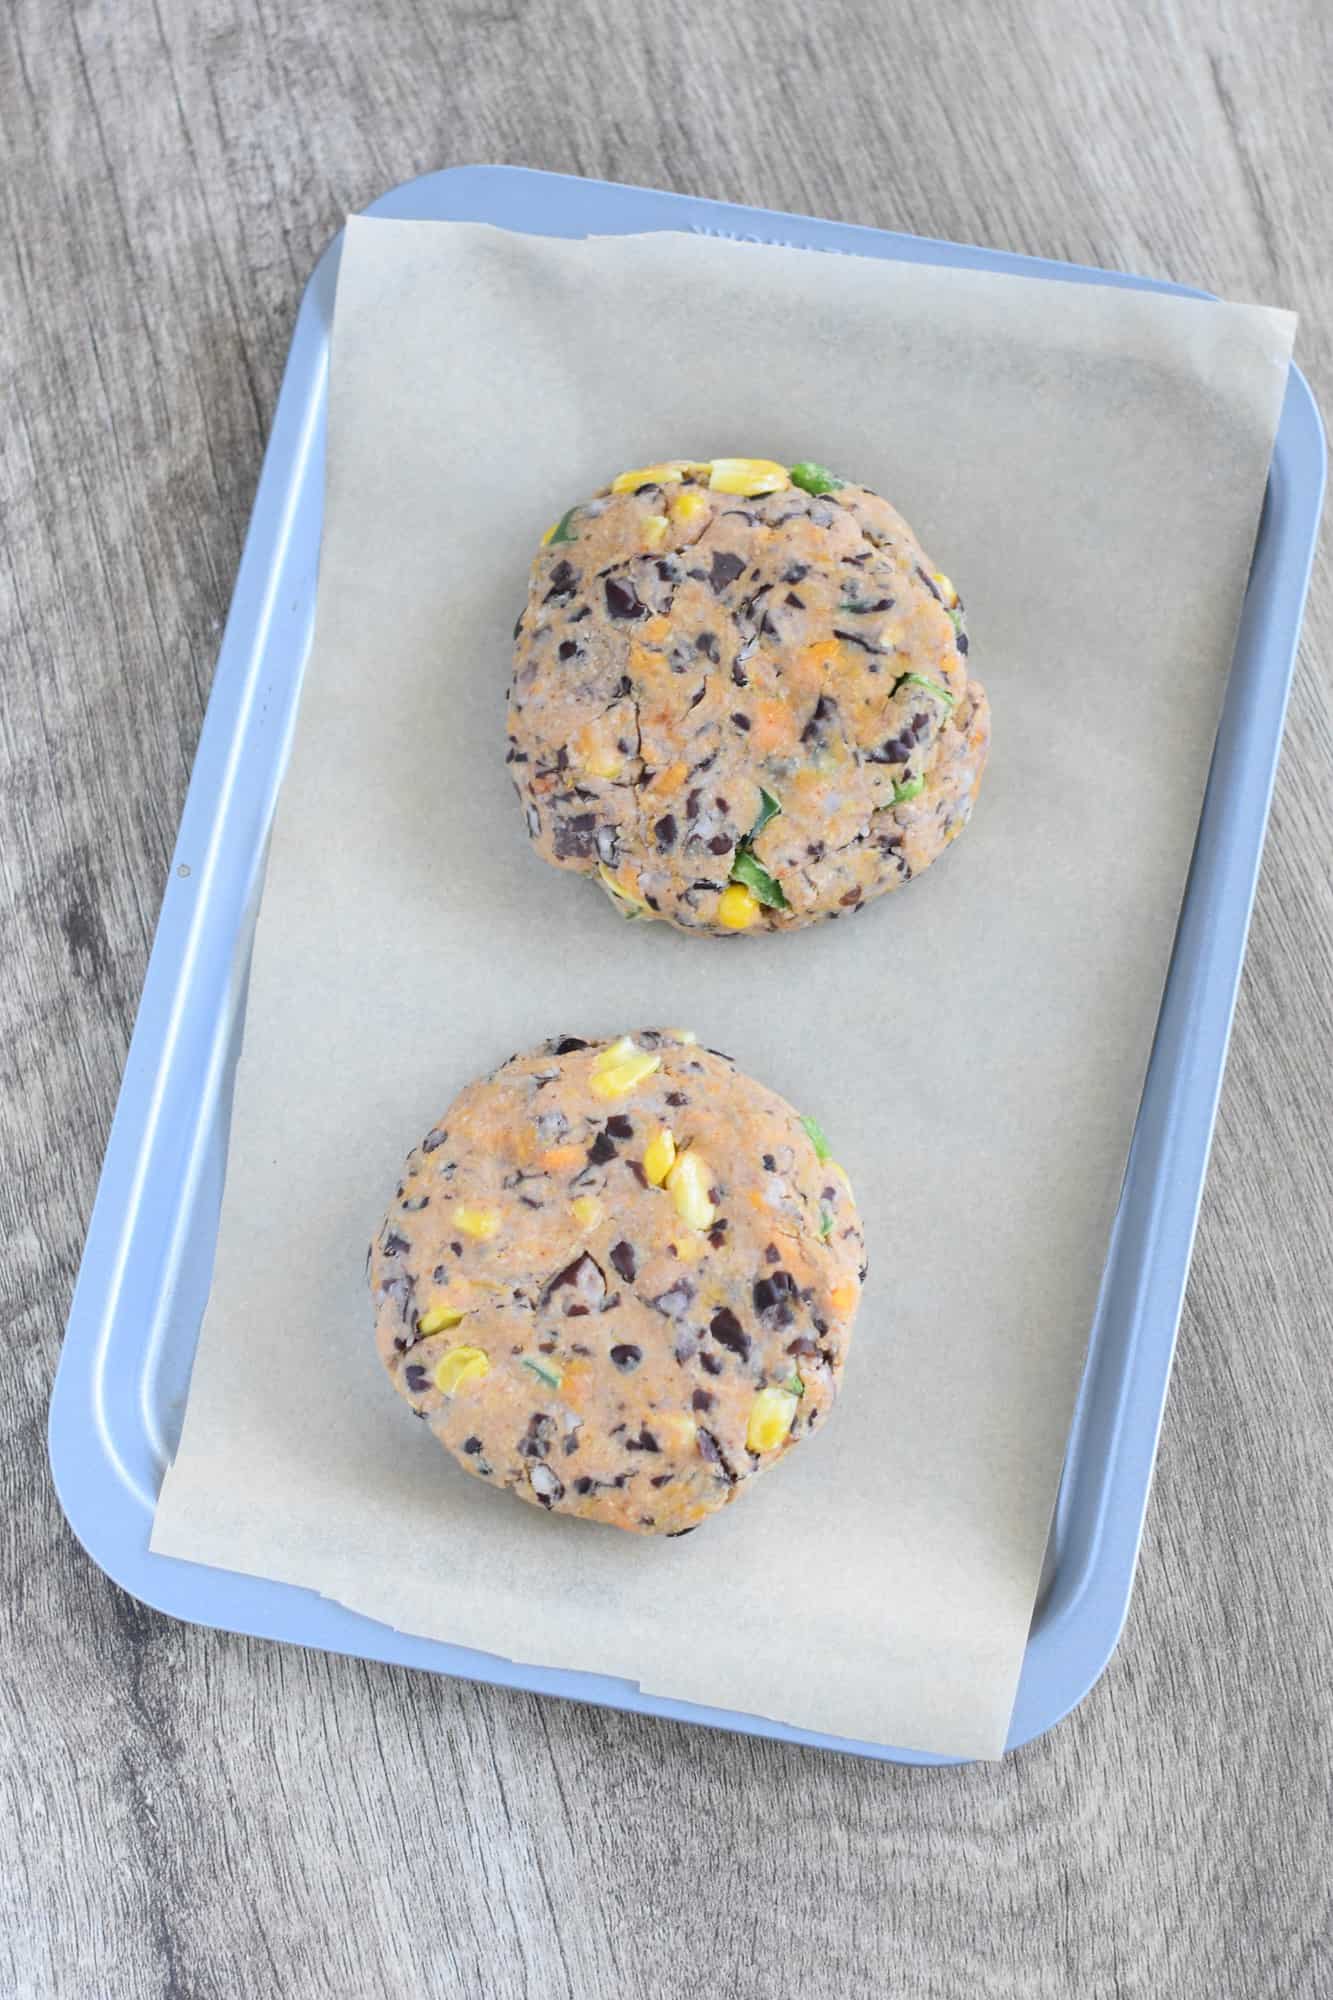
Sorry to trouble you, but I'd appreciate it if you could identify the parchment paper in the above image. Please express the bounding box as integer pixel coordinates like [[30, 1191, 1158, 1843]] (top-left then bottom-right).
[[152, 218, 1294, 1758]]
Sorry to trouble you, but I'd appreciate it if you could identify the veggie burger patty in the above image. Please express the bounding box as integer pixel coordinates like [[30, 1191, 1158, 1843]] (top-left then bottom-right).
[[369, 1030, 865, 1535], [507, 458, 989, 935]]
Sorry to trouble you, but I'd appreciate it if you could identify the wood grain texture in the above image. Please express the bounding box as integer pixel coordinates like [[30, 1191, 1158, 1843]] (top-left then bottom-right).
[[2, 1, 1330, 1994]]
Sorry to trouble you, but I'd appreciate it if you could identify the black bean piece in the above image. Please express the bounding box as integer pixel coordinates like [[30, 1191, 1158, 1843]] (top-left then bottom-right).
[[782, 563, 809, 583], [731, 663, 748, 687], [707, 1223, 728, 1248], [554, 1036, 588, 1054], [605, 576, 647, 619], [557, 639, 581, 660], [730, 712, 750, 731], [553, 817, 600, 861], [762, 1153, 776, 1171], [784, 591, 805, 608], [957, 632, 969, 654], [692, 1389, 715, 1411], [513, 613, 525, 639], [709, 1307, 750, 1358], [422, 1128, 448, 1153], [655, 813, 678, 849], [666, 1090, 687, 1108], [587, 1130, 618, 1165], [609, 1240, 637, 1282], [697, 1429, 736, 1482], [401, 1193, 429, 1212], [650, 1473, 674, 1489], [627, 1161, 649, 1187], [529, 1465, 564, 1506], [753, 1271, 796, 1314], [573, 1476, 596, 1495], [666, 1525, 699, 1538], [700, 1351, 723, 1376], [706, 833, 732, 855], [542, 1252, 607, 1311], [381, 1231, 410, 1257], [695, 632, 720, 661], [650, 1279, 695, 1318], [605, 1114, 634, 1140], [709, 550, 746, 593], [611, 1344, 643, 1372], [544, 559, 577, 600], [786, 1337, 820, 1357], [462, 1434, 484, 1454], [404, 1365, 430, 1394]]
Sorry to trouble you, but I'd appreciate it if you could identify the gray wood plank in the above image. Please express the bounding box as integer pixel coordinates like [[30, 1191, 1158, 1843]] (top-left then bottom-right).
[[2, 1, 1329, 1994]]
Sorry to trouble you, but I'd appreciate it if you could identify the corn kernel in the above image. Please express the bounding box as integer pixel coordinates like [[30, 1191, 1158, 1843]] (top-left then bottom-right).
[[662, 1028, 697, 1044], [590, 1051, 662, 1099], [571, 1194, 603, 1230], [641, 513, 669, 549], [829, 1280, 857, 1317], [708, 458, 791, 497], [417, 1304, 466, 1336], [452, 1203, 501, 1241], [666, 1149, 715, 1230], [717, 883, 761, 930], [592, 1035, 638, 1072], [670, 488, 711, 527], [583, 745, 624, 780], [829, 1161, 854, 1196], [433, 1345, 490, 1395], [672, 1233, 704, 1264], [932, 571, 959, 607], [611, 461, 694, 493], [541, 520, 558, 546], [643, 1126, 677, 1187], [746, 1384, 800, 1454]]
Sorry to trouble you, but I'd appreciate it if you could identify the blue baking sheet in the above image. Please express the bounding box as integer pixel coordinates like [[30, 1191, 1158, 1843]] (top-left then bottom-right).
[[49, 167, 1325, 1764]]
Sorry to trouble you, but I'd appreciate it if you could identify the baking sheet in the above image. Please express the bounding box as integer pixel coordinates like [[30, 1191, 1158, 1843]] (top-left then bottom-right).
[[151, 218, 1293, 1758]]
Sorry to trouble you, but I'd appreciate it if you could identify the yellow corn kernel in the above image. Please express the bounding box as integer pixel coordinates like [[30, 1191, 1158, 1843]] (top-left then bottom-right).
[[746, 1384, 799, 1454], [452, 1203, 501, 1241], [662, 1028, 697, 1044], [708, 458, 791, 497], [641, 513, 669, 549], [433, 1345, 490, 1395], [571, 1194, 603, 1230], [541, 520, 558, 546], [611, 461, 693, 493], [932, 571, 958, 607], [666, 1149, 715, 1230], [585, 746, 624, 780], [590, 1051, 662, 1099], [669, 488, 711, 527], [717, 883, 761, 930], [672, 1233, 705, 1264], [592, 1034, 638, 1072], [829, 1280, 857, 1317], [828, 1161, 854, 1197], [417, 1304, 466, 1337], [642, 1126, 677, 1187]]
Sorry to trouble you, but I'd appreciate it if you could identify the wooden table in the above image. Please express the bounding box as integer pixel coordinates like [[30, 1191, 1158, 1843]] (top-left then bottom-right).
[[4, 3, 1330, 1993]]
